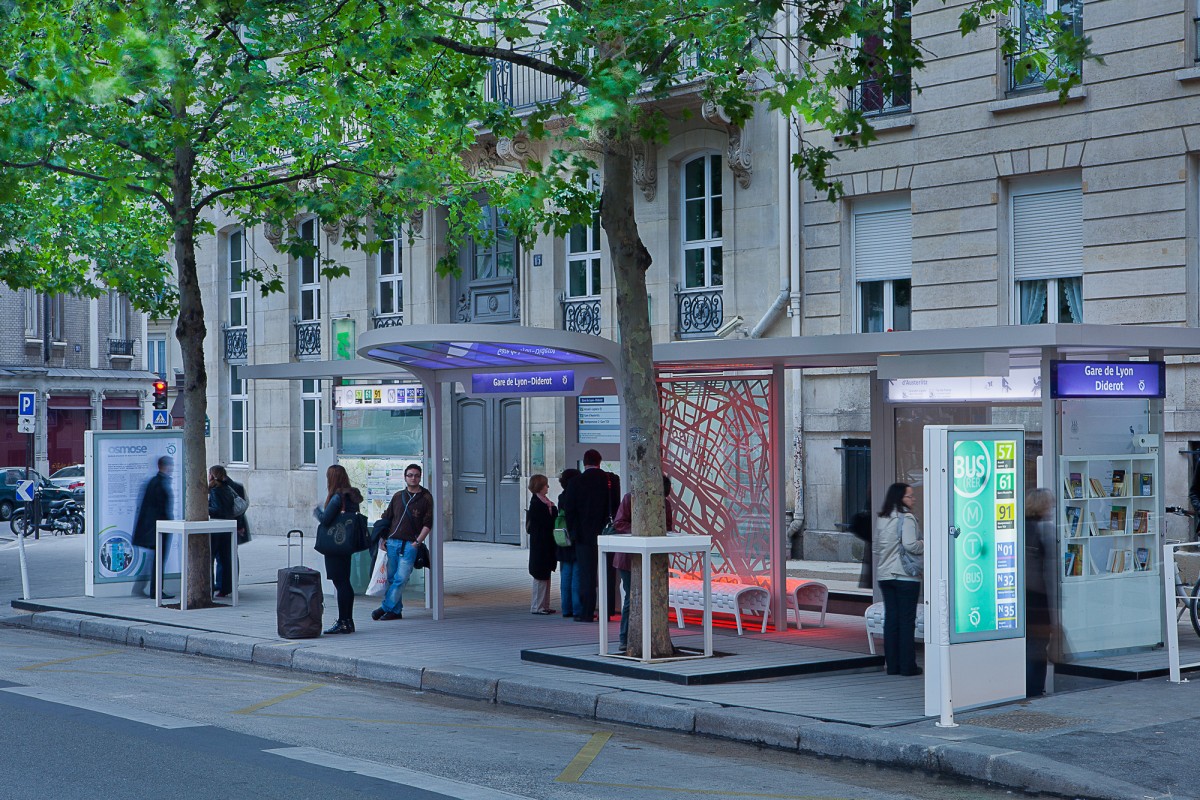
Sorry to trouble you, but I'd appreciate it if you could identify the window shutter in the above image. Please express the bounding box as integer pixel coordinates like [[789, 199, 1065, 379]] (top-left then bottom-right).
[[853, 207, 912, 282], [1012, 188, 1082, 280]]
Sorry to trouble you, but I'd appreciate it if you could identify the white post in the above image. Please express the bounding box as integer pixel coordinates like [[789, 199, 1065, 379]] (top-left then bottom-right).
[[1164, 540, 1182, 683], [935, 576, 957, 727], [16, 530, 30, 600]]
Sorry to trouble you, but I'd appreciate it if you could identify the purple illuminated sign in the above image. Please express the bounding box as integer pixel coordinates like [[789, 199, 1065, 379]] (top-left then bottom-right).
[[1050, 361, 1165, 399], [471, 370, 576, 395]]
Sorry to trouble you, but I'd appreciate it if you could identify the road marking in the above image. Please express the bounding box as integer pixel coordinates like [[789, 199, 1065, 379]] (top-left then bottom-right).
[[265, 747, 534, 800], [0, 686, 203, 729], [255, 710, 564, 733], [555, 731, 611, 783], [575, 780, 852, 799], [32, 667, 306, 687], [233, 683, 323, 715], [17, 649, 121, 670]]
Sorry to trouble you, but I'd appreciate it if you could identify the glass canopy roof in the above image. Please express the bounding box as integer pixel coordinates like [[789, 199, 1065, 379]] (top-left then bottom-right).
[[365, 340, 604, 372]]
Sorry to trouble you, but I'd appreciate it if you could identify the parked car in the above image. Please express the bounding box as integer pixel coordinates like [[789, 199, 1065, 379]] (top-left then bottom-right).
[[0, 467, 74, 521], [49, 464, 86, 504]]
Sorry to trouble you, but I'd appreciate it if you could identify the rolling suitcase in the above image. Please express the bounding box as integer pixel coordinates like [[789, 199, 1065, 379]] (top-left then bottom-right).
[[278, 529, 324, 639]]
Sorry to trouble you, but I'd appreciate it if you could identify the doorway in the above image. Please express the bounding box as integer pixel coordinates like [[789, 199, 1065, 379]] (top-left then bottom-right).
[[452, 394, 521, 544]]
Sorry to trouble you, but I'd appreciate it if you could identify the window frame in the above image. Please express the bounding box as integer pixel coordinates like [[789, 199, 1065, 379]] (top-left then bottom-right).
[[851, 195, 913, 333], [566, 172, 602, 298], [377, 228, 404, 316], [301, 378, 322, 466], [680, 153, 724, 290], [857, 277, 913, 333], [229, 365, 249, 465], [849, 0, 913, 115], [228, 228, 248, 328], [1009, 175, 1082, 324], [147, 335, 167, 379], [298, 218, 321, 322], [1016, 276, 1083, 324], [109, 290, 128, 340], [1008, 0, 1083, 93]]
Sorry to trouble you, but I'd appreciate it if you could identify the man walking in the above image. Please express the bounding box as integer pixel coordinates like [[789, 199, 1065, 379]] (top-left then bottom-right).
[[371, 463, 432, 621], [131, 455, 174, 599], [564, 449, 620, 623]]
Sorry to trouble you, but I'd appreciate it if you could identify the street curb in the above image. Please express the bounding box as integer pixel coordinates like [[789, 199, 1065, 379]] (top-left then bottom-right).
[[496, 676, 617, 717], [0, 609, 1175, 800]]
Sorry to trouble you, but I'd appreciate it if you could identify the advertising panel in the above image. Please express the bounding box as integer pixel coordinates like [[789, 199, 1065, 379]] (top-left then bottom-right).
[[948, 432, 1024, 643], [333, 383, 424, 409], [88, 430, 184, 589]]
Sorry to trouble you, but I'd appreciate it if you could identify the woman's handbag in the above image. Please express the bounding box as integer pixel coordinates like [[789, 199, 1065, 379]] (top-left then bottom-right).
[[898, 541, 922, 577], [552, 510, 572, 548], [315, 510, 367, 556], [365, 546, 389, 596]]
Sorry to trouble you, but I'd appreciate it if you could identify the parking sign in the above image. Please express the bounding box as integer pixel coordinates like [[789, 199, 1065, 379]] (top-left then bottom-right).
[[18, 391, 34, 419]]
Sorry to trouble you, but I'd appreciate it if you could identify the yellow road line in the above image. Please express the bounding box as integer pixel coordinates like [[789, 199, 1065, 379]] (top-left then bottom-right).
[[233, 683, 323, 715], [555, 731, 611, 783], [17, 650, 121, 670], [576, 780, 852, 799], [28, 668, 305, 687], [255, 711, 564, 733]]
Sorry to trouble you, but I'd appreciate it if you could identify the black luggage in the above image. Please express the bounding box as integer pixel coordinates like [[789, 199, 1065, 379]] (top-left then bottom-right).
[[277, 529, 324, 639]]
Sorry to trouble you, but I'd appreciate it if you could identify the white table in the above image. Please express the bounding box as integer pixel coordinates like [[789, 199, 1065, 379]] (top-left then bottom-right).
[[597, 533, 713, 662], [155, 520, 238, 610]]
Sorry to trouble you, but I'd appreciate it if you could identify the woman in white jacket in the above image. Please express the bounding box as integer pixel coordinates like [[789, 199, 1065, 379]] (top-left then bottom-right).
[[874, 482, 924, 676]]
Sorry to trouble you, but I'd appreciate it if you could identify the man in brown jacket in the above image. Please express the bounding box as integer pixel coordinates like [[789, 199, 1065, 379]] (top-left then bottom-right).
[[371, 463, 433, 621]]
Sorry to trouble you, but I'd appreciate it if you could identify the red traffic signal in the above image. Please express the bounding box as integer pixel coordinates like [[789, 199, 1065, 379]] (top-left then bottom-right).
[[152, 380, 168, 410]]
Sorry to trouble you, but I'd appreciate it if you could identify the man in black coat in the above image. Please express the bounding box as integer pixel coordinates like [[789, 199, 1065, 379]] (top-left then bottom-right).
[[563, 449, 620, 623], [131, 456, 174, 599]]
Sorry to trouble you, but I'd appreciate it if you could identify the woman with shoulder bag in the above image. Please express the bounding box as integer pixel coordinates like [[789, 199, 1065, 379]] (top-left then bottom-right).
[[207, 465, 246, 599], [874, 482, 924, 676], [526, 474, 558, 615], [313, 465, 364, 634]]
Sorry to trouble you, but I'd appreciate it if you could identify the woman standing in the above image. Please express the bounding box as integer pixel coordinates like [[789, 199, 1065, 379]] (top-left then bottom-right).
[[556, 469, 581, 619], [526, 474, 558, 615], [1025, 488, 1057, 696], [874, 482, 923, 676], [313, 465, 364, 634]]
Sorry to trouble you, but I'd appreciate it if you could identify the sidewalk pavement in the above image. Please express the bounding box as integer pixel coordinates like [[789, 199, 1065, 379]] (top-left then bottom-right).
[[4, 536, 1196, 800]]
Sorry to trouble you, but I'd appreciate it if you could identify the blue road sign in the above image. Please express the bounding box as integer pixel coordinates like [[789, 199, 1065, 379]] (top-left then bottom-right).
[[17, 391, 34, 418], [152, 409, 170, 428], [15, 480, 35, 502]]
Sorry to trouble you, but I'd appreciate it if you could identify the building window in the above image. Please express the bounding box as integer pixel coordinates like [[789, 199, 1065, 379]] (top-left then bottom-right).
[[853, 197, 912, 332], [23, 290, 37, 338], [473, 206, 516, 280], [230, 366, 248, 465], [148, 336, 167, 379], [377, 230, 403, 317], [229, 229, 247, 328], [850, 0, 912, 115], [682, 154, 723, 289], [1008, 0, 1083, 93], [298, 218, 320, 322], [567, 172, 602, 298], [301, 379, 321, 466], [1012, 180, 1082, 324], [109, 290, 128, 339], [49, 294, 64, 342]]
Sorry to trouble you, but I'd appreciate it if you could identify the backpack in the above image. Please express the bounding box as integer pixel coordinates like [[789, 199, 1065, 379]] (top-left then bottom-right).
[[553, 509, 572, 548]]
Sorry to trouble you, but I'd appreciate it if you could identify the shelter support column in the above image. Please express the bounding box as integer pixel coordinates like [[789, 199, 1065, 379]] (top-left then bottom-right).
[[771, 366, 787, 631]]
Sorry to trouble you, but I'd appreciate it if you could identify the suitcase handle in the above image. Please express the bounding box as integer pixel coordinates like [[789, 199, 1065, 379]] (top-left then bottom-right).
[[286, 529, 304, 568]]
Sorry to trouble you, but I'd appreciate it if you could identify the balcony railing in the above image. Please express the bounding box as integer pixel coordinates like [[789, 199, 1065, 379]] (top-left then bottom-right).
[[675, 286, 723, 338], [295, 320, 321, 359], [371, 312, 404, 329], [223, 325, 247, 363], [848, 74, 911, 116], [107, 338, 134, 356], [1006, 51, 1081, 93], [486, 52, 581, 111], [561, 295, 601, 336]]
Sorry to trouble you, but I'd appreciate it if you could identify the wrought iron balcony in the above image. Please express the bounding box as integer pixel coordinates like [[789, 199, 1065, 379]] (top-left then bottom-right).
[[107, 338, 135, 356], [295, 320, 321, 359], [675, 286, 723, 338], [560, 295, 601, 336], [848, 74, 911, 116], [223, 325, 248, 363], [371, 312, 404, 329], [486, 53, 580, 111]]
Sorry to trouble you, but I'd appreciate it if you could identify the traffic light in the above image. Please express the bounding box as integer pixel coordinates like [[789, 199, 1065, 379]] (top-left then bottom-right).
[[152, 380, 168, 410]]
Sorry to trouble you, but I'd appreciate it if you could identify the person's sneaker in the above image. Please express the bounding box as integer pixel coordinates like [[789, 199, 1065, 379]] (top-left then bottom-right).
[[380, 611, 403, 620], [371, 608, 387, 621]]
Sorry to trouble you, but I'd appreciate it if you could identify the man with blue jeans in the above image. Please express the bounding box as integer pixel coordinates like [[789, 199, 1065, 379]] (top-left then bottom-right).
[[372, 464, 432, 621]]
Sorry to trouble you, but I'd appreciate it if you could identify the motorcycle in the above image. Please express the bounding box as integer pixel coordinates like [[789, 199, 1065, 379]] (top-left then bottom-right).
[[10, 492, 84, 537]]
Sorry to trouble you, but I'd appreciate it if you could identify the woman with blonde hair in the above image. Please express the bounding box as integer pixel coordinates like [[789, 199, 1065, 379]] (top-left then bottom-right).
[[313, 464, 364, 634], [526, 474, 558, 615]]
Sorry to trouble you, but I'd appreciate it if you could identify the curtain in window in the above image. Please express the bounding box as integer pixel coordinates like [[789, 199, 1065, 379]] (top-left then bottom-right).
[[1019, 280, 1047, 325], [1061, 276, 1083, 323]]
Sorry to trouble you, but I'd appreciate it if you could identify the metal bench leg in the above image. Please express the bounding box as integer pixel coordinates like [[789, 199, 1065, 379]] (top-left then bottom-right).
[[674, 605, 685, 629], [867, 628, 877, 654], [734, 607, 744, 635], [791, 597, 803, 630], [760, 603, 769, 634]]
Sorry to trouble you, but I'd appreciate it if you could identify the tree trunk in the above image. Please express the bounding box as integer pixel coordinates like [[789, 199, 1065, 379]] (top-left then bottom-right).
[[601, 137, 672, 659], [172, 144, 212, 609]]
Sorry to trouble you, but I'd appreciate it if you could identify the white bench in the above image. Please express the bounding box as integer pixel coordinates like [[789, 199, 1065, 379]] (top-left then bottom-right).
[[864, 600, 926, 654], [669, 577, 770, 635], [785, 578, 829, 629]]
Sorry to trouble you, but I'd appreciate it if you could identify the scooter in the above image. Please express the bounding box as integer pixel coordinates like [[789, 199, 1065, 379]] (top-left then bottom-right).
[[10, 492, 84, 537]]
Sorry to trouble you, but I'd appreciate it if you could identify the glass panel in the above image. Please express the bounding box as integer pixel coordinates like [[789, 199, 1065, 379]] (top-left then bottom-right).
[[303, 400, 315, 430], [589, 215, 601, 251], [1019, 280, 1048, 325], [380, 239, 395, 276], [338, 409, 424, 456], [474, 249, 492, 280], [684, 158, 705, 199], [684, 248, 705, 288], [685, 198, 705, 242], [568, 223, 587, 254], [709, 155, 722, 196], [302, 379, 316, 394], [590, 258, 601, 295], [496, 247, 515, 277], [303, 432, 316, 466], [892, 278, 912, 331], [301, 290, 316, 321], [860, 280, 885, 332], [231, 367, 243, 396], [568, 259, 587, 297], [232, 401, 244, 431], [710, 247, 723, 287], [1059, 276, 1083, 323], [232, 433, 244, 464], [711, 196, 722, 239], [380, 282, 395, 315]]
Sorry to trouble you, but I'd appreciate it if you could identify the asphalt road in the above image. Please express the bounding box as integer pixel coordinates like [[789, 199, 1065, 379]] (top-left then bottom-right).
[[0, 624, 1062, 800]]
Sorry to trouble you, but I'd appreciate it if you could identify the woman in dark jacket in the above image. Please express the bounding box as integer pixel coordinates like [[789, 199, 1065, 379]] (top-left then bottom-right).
[[556, 468, 581, 618], [526, 474, 558, 615], [207, 465, 245, 599], [313, 464, 364, 634]]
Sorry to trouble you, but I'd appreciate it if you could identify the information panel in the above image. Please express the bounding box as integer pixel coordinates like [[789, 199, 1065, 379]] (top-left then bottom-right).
[[948, 433, 1024, 643], [1050, 360, 1165, 399], [577, 395, 620, 444], [471, 370, 575, 395]]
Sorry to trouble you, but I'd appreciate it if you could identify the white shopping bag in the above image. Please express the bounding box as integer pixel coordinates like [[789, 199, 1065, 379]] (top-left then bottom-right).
[[365, 547, 389, 597]]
